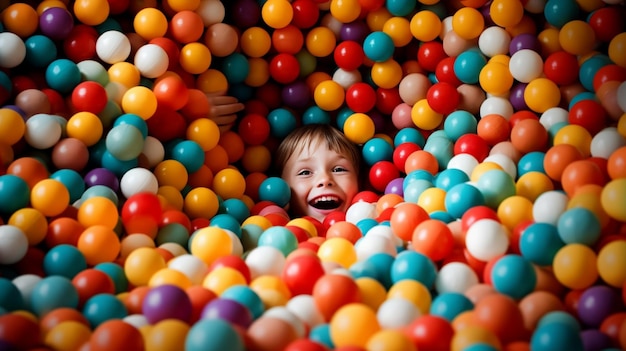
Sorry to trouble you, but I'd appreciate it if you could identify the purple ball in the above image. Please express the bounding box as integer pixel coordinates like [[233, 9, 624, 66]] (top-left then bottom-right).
[[142, 285, 192, 324], [577, 285, 621, 328], [39, 7, 74, 41], [580, 329, 612, 351], [340, 21, 370, 43], [509, 33, 541, 55], [84, 167, 120, 191], [281, 81, 311, 109], [509, 83, 528, 111], [384, 177, 405, 196], [201, 298, 253, 328], [231, 0, 261, 28]]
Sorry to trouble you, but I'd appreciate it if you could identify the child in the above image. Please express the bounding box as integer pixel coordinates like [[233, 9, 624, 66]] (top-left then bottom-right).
[[275, 123, 362, 222], [206, 91, 245, 132]]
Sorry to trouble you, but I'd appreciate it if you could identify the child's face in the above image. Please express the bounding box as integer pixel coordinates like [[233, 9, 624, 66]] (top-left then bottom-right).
[[281, 142, 359, 222]]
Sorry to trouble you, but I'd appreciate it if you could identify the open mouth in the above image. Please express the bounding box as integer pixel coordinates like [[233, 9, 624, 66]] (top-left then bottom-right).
[[309, 195, 343, 210]]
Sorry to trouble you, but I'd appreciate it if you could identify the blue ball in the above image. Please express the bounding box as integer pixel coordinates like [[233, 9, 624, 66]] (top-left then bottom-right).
[[463, 344, 500, 351], [170, 140, 205, 173], [423, 135, 454, 171], [257, 226, 298, 256], [402, 179, 434, 204], [443, 110, 478, 141], [94, 262, 128, 294], [221, 52, 250, 84], [404, 170, 435, 186], [210, 214, 242, 238], [475, 169, 516, 208], [537, 310, 581, 331], [267, 108, 297, 139], [113, 113, 148, 138], [385, 0, 417, 16], [490, 254, 537, 300], [453, 49, 487, 84], [444, 183, 485, 219], [302, 106, 331, 125], [531, 321, 584, 351], [429, 292, 474, 322], [349, 260, 378, 279], [309, 324, 334, 349], [45, 58, 81, 94], [362, 137, 394, 166], [43, 244, 87, 279], [517, 151, 546, 177], [82, 293, 128, 328], [156, 223, 189, 247], [435, 168, 469, 191], [336, 107, 354, 131], [100, 150, 138, 176], [25, 35, 57, 68], [394, 127, 425, 148], [258, 176, 291, 208], [519, 222, 565, 266], [105, 124, 145, 161], [50, 169, 86, 204], [0, 174, 30, 214], [219, 198, 251, 224], [578, 54, 612, 92], [363, 31, 395, 62], [364, 252, 395, 289], [429, 210, 455, 223], [185, 318, 245, 351], [80, 185, 119, 206], [356, 218, 378, 235], [221, 285, 265, 320], [544, 0, 581, 28], [0, 278, 24, 312], [557, 207, 601, 246], [390, 250, 437, 288], [30, 276, 79, 317]]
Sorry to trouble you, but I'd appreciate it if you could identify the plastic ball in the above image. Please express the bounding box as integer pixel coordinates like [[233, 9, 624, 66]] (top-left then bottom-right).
[[328, 303, 380, 348], [141, 284, 192, 324], [95, 30, 130, 65], [30, 275, 79, 317], [553, 244, 599, 290], [258, 177, 291, 208], [435, 262, 479, 294], [451, 7, 484, 40], [313, 79, 345, 112], [490, 254, 536, 300], [185, 318, 244, 351], [0, 32, 27, 69], [524, 78, 561, 113], [24, 35, 58, 69], [597, 240, 626, 288]]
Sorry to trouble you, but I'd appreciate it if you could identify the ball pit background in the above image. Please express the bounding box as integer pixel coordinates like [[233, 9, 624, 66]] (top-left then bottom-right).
[[0, 0, 625, 350]]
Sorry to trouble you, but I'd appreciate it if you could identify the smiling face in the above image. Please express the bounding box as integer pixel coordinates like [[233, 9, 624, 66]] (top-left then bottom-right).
[[281, 139, 360, 222]]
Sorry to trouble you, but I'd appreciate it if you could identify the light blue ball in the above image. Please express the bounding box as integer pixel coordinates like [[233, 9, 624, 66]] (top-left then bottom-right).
[[519, 222, 565, 266], [43, 244, 87, 279], [362, 137, 394, 166], [267, 108, 297, 139], [394, 127, 425, 148], [170, 140, 205, 173], [82, 293, 128, 328], [221, 285, 265, 320], [257, 226, 298, 256], [475, 169, 516, 208], [385, 0, 417, 16], [25, 35, 57, 68], [185, 318, 245, 351], [453, 49, 487, 84], [557, 207, 601, 246], [108, 122, 145, 161], [490, 254, 537, 300], [302, 105, 331, 125], [444, 110, 478, 141], [94, 262, 128, 294], [0, 174, 30, 214], [219, 198, 251, 224], [45, 58, 81, 94], [258, 176, 291, 208], [30, 276, 79, 317], [210, 214, 242, 238], [429, 292, 474, 322], [221, 52, 250, 84], [435, 168, 469, 191], [363, 31, 395, 62], [531, 321, 584, 351], [390, 250, 437, 288], [444, 182, 485, 219], [50, 169, 86, 204], [113, 113, 148, 138], [517, 151, 545, 177]]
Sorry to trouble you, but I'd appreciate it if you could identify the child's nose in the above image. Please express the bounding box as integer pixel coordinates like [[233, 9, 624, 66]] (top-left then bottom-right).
[[316, 171, 334, 187]]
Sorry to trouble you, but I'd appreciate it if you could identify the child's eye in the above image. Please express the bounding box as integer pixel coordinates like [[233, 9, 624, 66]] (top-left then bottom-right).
[[297, 170, 312, 176], [333, 167, 348, 173]]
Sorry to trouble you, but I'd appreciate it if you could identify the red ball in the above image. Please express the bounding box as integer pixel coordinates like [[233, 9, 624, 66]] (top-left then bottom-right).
[[393, 142, 422, 173], [352, 190, 380, 204], [146, 105, 187, 142], [153, 75, 190, 111], [282, 254, 326, 296], [417, 41, 447, 72], [543, 51, 579, 86], [405, 315, 454, 351], [345, 82, 377, 113], [121, 192, 163, 235], [269, 53, 301, 84], [291, 0, 320, 29], [588, 6, 625, 43], [435, 56, 462, 86], [272, 25, 305, 54], [568, 99, 607, 135], [149, 37, 180, 70], [592, 64, 626, 92], [426, 82, 460, 115], [63, 24, 98, 63], [322, 210, 346, 229], [359, 0, 385, 11], [209, 255, 252, 284], [71, 81, 107, 114], [334, 40, 365, 71], [72, 268, 116, 307], [461, 205, 499, 233], [375, 87, 403, 115], [237, 113, 271, 146], [454, 133, 490, 162], [368, 160, 400, 192]]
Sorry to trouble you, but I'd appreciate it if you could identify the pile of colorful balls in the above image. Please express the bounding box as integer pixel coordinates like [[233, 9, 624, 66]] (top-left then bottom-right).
[[0, 0, 625, 350]]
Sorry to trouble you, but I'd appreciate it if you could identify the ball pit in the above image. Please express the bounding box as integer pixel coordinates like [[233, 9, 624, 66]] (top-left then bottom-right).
[[0, 0, 625, 350]]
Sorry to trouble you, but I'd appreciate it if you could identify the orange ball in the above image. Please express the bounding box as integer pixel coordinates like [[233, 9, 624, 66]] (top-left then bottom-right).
[[77, 225, 121, 266], [510, 118, 548, 154], [477, 114, 511, 146], [405, 150, 439, 175], [6, 157, 49, 189], [473, 293, 528, 344], [411, 219, 454, 261], [325, 221, 363, 244], [518, 290, 565, 331], [560, 159, 606, 197], [389, 202, 430, 242], [312, 273, 361, 321], [608, 146, 626, 180], [169, 10, 204, 44], [1, 3, 39, 37], [543, 144, 584, 181]]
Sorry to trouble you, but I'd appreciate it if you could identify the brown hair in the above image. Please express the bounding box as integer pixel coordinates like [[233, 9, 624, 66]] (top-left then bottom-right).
[[275, 124, 361, 176]]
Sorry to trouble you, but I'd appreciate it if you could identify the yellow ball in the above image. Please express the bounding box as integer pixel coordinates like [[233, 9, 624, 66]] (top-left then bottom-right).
[[524, 77, 561, 113], [145, 319, 190, 351], [306, 26, 337, 58], [149, 267, 192, 289], [601, 179, 626, 222], [203, 266, 247, 295], [330, 303, 381, 349], [122, 86, 157, 120], [212, 168, 246, 200], [383, 16, 413, 47], [343, 113, 375, 145], [515, 171, 555, 202], [250, 275, 292, 308], [417, 187, 446, 214], [317, 237, 357, 269], [497, 195, 533, 231], [184, 187, 219, 220], [8, 208, 47, 246], [366, 329, 417, 351], [356, 277, 387, 311], [451, 325, 502, 351], [452, 7, 484, 40], [245, 58, 271, 87], [179, 42, 212, 75], [262, 0, 293, 29], [370, 59, 403, 89], [553, 243, 598, 290], [108, 62, 141, 88], [609, 32, 626, 68], [240, 27, 272, 58], [387, 279, 432, 314], [190, 226, 233, 265], [412, 99, 443, 130], [286, 218, 318, 237], [489, 0, 524, 28], [553, 124, 592, 158], [30, 179, 70, 217], [133, 7, 168, 40], [77, 196, 119, 230], [0, 108, 25, 146], [479, 62, 514, 96], [44, 321, 92, 351], [66, 111, 103, 147], [314, 80, 345, 111], [187, 118, 220, 151], [124, 247, 167, 287], [74, 0, 109, 26], [410, 10, 442, 42], [597, 240, 626, 288], [330, 0, 361, 23]]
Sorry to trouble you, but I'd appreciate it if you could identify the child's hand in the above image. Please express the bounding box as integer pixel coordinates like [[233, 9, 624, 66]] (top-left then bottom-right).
[[206, 91, 245, 132]]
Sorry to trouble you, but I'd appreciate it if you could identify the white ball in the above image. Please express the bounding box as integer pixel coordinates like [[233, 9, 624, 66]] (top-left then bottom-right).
[[345, 201, 377, 224], [286, 294, 325, 328], [483, 153, 517, 179], [77, 59, 109, 85], [617, 81, 626, 113], [140, 136, 165, 168], [465, 218, 509, 261], [478, 26, 511, 57], [134, 44, 169, 79], [532, 190, 569, 225], [540, 107, 569, 130], [0, 225, 28, 264], [245, 246, 285, 279], [225, 229, 243, 257], [367, 224, 403, 248], [320, 13, 342, 36], [376, 297, 421, 329], [0, 32, 26, 68], [435, 262, 479, 294], [119, 167, 159, 198], [168, 254, 209, 285], [196, 0, 225, 26], [105, 81, 128, 105], [447, 153, 479, 178], [332, 68, 362, 89], [96, 30, 131, 64], [509, 49, 544, 83], [263, 306, 306, 337], [479, 96, 513, 119], [24, 114, 63, 149], [355, 232, 397, 262], [123, 314, 149, 329], [439, 16, 454, 39], [12, 274, 42, 310], [591, 127, 626, 159]]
